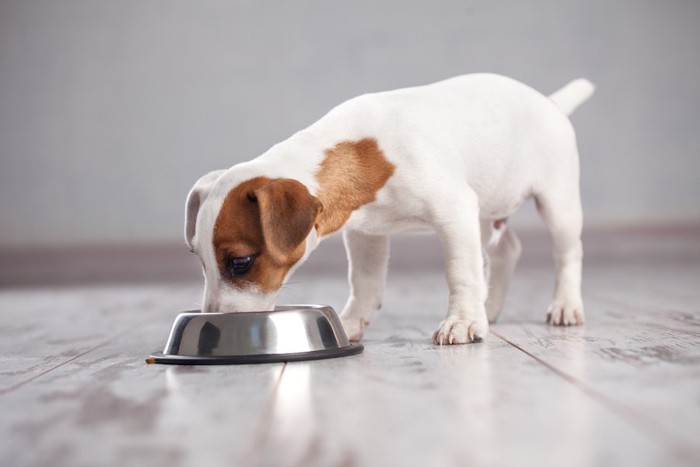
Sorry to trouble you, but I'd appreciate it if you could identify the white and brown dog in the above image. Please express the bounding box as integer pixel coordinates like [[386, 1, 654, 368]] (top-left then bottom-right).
[[185, 73, 593, 345]]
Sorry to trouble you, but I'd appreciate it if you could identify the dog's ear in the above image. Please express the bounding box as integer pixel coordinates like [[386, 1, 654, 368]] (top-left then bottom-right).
[[185, 170, 226, 250], [253, 179, 322, 263]]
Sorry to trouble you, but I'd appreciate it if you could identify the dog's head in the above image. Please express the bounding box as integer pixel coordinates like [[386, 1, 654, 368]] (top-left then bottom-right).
[[185, 170, 322, 312]]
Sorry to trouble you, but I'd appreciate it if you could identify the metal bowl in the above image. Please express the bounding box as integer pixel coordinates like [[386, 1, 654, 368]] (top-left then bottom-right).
[[147, 304, 363, 365]]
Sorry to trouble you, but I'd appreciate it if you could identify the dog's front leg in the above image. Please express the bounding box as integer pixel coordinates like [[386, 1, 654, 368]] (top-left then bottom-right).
[[432, 192, 489, 344], [339, 230, 390, 342]]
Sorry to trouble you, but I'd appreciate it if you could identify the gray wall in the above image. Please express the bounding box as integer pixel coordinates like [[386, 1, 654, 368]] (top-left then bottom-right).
[[1, 0, 699, 249]]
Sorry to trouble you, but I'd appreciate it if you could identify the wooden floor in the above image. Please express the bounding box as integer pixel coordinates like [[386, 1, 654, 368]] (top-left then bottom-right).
[[1, 229, 699, 467]]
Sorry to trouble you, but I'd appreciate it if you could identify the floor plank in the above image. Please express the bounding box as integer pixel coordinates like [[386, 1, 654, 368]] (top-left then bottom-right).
[[0, 284, 200, 393], [0, 310, 285, 467], [250, 338, 681, 467], [489, 258, 700, 464], [492, 323, 700, 463]]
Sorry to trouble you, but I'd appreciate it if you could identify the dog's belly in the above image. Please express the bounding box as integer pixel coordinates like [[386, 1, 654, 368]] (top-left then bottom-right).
[[345, 182, 530, 236], [477, 190, 531, 220]]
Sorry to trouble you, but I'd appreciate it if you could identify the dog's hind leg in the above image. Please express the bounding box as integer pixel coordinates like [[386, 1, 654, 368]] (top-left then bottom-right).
[[482, 219, 522, 323], [339, 230, 390, 342], [535, 182, 585, 326]]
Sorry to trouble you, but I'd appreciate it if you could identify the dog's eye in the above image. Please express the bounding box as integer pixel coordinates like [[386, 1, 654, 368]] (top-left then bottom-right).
[[225, 255, 256, 276]]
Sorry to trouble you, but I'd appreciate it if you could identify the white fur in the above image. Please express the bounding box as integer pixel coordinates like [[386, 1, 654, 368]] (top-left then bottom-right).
[[186, 73, 593, 343]]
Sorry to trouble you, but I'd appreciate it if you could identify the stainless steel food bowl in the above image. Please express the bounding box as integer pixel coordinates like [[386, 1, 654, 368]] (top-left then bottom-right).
[[148, 305, 363, 364]]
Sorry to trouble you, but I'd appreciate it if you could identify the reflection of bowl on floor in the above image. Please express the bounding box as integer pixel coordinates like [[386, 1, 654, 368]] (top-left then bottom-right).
[[147, 305, 363, 365]]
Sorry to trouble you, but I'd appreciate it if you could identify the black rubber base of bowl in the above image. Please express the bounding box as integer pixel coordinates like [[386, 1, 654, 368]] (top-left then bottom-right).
[[147, 343, 364, 365]]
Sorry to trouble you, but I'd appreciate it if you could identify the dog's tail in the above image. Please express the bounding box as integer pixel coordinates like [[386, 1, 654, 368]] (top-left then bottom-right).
[[548, 78, 595, 116]]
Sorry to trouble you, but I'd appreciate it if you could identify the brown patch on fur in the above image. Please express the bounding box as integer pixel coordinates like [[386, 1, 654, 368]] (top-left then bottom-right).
[[315, 138, 395, 236], [213, 177, 320, 293], [494, 218, 507, 230]]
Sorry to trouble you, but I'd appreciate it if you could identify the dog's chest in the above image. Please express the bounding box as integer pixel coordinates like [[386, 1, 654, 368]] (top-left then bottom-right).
[[343, 200, 432, 235]]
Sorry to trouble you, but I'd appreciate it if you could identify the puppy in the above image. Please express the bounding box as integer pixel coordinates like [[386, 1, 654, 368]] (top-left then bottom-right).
[[185, 73, 593, 344]]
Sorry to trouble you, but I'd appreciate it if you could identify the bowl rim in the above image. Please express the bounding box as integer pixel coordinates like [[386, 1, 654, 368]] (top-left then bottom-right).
[[174, 303, 336, 316]]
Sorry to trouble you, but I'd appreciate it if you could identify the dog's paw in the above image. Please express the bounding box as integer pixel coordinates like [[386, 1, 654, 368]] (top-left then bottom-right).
[[546, 300, 585, 326], [432, 318, 488, 345], [340, 316, 370, 342]]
